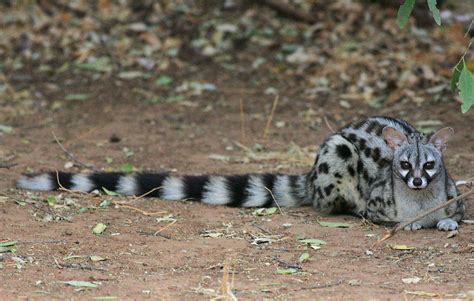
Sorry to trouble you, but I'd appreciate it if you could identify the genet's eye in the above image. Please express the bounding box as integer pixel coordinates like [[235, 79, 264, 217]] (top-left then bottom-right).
[[424, 161, 435, 170], [400, 161, 411, 170]]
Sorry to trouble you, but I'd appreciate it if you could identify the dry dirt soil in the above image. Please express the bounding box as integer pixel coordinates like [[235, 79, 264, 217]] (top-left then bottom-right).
[[1, 2, 474, 300]]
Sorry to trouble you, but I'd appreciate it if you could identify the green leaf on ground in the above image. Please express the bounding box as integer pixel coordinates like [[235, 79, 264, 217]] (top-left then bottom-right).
[[65, 93, 89, 101], [298, 252, 310, 263], [99, 199, 112, 208], [76, 57, 112, 73], [397, 0, 415, 28], [276, 268, 298, 275], [92, 223, 107, 235], [253, 207, 278, 216], [120, 163, 134, 173], [47, 196, 57, 205], [318, 221, 351, 228], [155, 75, 173, 86], [62, 280, 98, 288], [459, 65, 474, 113], [427, 0, 441, 25], [102, 187, 120, 196], [0, 241, 17, 247], [298, 238, 327, 249]]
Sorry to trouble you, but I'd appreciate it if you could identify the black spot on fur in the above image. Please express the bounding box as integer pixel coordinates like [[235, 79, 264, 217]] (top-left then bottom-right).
[[183, 175, 209, 200], [372, 147, 381, 162], [364, 147, 372, 158], [347, 133, 358, 143], [226, 175, 250, 207], [363, 169, 370, 182], [365, 121, 381, 134], [357, 160, 364, 174], [347, 166, 355, 177], [90, 172, 126, 192], [316, 187, 324, 199], [358, 138, 367, 151], [336, 144, 352, 160], [324, 184, 335, 196], [334, 172, 342, 178], [136, 172, 169, 197], [377, 158, 391, 168], [318, 163, 329, 174]]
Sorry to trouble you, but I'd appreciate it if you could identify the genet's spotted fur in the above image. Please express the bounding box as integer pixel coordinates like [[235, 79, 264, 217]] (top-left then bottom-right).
[[17, 116, 465, 231]]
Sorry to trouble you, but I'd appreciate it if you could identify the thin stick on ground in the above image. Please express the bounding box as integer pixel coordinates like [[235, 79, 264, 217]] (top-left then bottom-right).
[[262, 186, 283, 215], [374, 188, 474, 246], [55, 170, 93, 196], [52, 131, 97, 171], [154, 220, 177, 235], [263, 95, 279, 140], [323, 116, 336, 133]]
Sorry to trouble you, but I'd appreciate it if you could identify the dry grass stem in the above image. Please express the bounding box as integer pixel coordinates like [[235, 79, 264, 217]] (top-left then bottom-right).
[[262, 186, 283, 215], [323, 116, 336, 133], [52, 132, 97, 171], [213, 257, 237, 301], [263, 95, 279, 140], [154, 220, 177, 235]]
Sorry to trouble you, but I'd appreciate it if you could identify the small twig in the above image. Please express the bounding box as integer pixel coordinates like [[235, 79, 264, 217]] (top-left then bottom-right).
[[464, 20, 473, 37], [323, 116, 336, 133], [154, 220, 177, 235], [130, 186, 163, 202], [375, 188, 474, 246], [263, 95, 279, 140], [55, 170, 92, 196], [17, 239, 67, 245], [114, 203, 167, 216], [262, 185, 283, 215], [252, 223, 273, 235], [52, 132, 97, 171], [59, 263, 108, 272], [137, 230, 172, 240], [273, 256, 301, 270]]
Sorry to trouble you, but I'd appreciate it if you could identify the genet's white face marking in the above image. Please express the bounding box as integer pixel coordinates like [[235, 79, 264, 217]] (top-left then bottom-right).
[[407, 177, 428, 189], [400, 169, 409, 178]]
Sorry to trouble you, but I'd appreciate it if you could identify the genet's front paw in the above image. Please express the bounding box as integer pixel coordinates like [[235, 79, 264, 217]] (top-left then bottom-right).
[[404, 222, 422, 231], [437, 218, 458, 231]]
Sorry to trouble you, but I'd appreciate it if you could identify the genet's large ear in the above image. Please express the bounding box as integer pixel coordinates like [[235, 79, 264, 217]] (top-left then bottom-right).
[[429, 127, 454, 152], [383, 126, 408, 150]]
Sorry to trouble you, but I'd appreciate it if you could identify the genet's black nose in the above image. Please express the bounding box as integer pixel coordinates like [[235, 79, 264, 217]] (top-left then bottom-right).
[[413, 177, 423, 187]]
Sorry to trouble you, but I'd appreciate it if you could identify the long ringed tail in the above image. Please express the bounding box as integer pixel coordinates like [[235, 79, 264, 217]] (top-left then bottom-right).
[[17, 172, 310, 208]]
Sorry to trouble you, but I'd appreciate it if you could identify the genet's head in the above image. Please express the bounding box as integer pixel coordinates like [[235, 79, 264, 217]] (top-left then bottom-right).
[[383, 126, 453, 190]]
